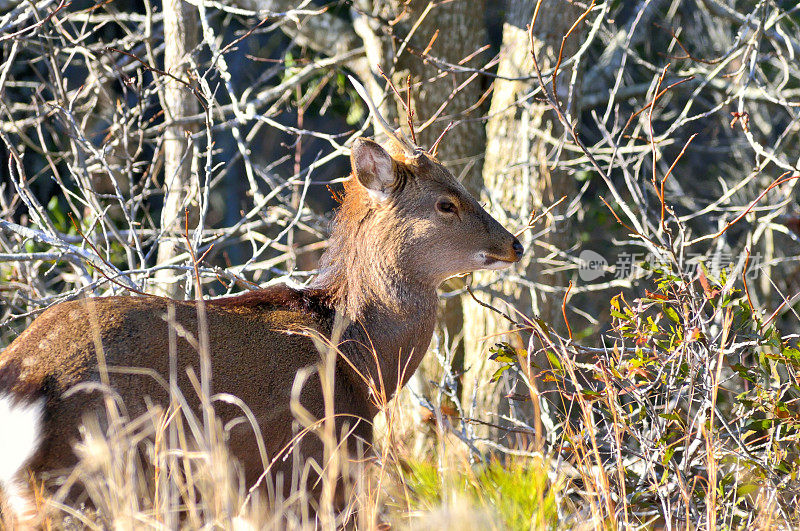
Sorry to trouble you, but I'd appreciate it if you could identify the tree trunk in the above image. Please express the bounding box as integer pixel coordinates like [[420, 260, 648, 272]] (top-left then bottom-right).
[[352, 0, 490, 403], [386, 0, 489, 194], [155, 0, 199, 297], [462, 0, 585, 445]]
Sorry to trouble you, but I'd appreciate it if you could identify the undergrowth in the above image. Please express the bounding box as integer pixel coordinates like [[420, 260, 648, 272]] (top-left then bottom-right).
[[387, 458, 558, 529]]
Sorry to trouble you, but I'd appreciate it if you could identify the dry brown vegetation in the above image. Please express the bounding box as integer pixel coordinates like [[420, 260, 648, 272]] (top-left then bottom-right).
[[2, 0, 800, 529]]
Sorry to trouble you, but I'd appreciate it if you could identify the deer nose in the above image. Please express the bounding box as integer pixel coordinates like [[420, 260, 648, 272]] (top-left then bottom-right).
[[512, 239, 524, 259]]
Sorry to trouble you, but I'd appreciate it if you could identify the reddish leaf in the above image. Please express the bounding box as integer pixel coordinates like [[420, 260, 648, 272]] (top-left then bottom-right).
[[698, 269, 720, 299], [645, 290, 668, 301]]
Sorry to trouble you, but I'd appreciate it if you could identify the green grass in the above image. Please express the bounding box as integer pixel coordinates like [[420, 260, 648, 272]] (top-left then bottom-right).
[[394, 457, 559, 530]]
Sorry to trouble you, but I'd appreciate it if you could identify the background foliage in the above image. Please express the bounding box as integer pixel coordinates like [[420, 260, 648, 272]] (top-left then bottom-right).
[[2, 0, 800, 528]]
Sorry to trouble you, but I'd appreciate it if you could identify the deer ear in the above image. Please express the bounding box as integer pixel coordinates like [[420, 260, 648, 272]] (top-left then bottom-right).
[[351, 138, 395, 201]]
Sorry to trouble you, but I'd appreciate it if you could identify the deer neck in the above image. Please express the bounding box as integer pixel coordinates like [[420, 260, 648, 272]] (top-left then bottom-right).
[[311, 206, 439, 409]]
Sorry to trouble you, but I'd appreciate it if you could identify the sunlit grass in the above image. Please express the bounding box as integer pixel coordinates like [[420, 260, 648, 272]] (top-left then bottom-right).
[[387, 457, 559, 530]]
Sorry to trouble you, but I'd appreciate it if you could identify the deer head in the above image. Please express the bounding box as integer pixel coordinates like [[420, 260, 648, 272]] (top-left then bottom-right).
[[314, 137, 523, 319]]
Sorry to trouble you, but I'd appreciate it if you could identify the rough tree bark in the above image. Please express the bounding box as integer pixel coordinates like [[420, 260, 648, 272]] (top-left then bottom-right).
[[384, 0, 489, 194], [352, 0, 490, 401], [462, 0, 585, 443], [155, 0, 199, 297]]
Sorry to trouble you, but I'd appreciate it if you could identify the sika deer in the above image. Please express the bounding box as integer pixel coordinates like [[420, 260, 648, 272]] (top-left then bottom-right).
[[0, 94, 522, 527]]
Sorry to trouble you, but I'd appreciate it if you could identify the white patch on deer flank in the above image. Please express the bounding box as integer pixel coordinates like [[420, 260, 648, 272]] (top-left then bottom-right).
[[4, 478, 39, 526], [0, 395, 44, 488]]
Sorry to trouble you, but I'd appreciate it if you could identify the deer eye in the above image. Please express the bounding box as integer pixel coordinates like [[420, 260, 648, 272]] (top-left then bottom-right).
[[436, 199, 457, 215]]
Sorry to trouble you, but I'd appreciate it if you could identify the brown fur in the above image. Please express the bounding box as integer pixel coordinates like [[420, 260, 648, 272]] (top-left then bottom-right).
[[0, 138, 522, 522]]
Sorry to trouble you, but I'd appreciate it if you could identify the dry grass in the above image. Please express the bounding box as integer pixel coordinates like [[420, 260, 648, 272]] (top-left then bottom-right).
[[3, 1, 800, 529], [24, 264, 799, 530]]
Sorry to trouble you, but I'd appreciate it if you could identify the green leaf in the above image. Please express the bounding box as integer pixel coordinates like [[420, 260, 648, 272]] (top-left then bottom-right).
[[662, 445, 676, 465], [659, 412, 682, 424], [663, 305, 680, 324], [744, 419, 775, 431], [781, 347, 800, 367], [545, 351, 562, 371], [580, 390, 602, 401], [346, 99, 364, 125], [736, 483, 760, 498], [490, 365, 510, 383], [47, 196, 67, 229], [611, 309, 628, 321], [731, 363, 756, 383]]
